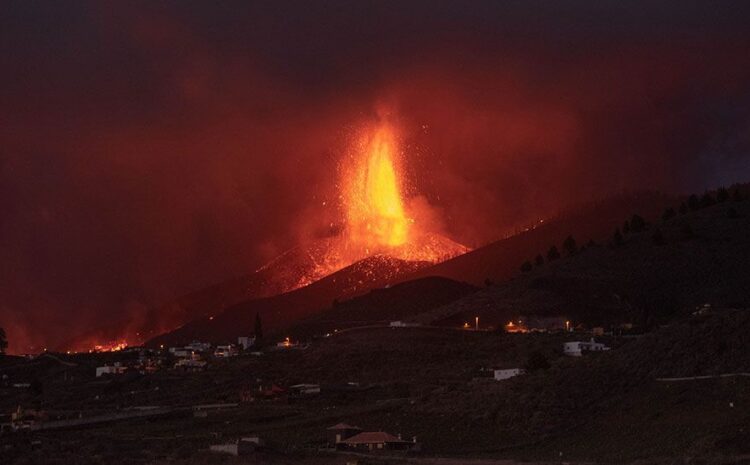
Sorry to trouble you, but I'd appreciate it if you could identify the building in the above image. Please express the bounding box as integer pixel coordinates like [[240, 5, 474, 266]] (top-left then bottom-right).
[[506, 316, 568, 333], [237, 336, 256, 350], [340, 431, 419, 452], [493, 368, 526, 381], [169, 347, 191, 358], [11, 406, 47, 431], [95, 363, 127, 377], [389, 321, 420, 328], [209, 437, 265, 456], [276, 337, 299, 349], [174, 358, 207, 371], [289, 383, 321, 397], [327, 423, 363, 446], [563, 338, 611, 356], [214, 345, 238, 357], [185, 341, 211, 352]]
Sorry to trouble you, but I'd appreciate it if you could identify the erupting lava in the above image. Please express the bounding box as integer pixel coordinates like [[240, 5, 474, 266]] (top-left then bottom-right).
[[283, 122, 470, 288], [343, 125, 411, 252]]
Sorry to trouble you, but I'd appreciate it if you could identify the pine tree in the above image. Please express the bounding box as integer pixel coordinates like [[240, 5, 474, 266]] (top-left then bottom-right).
[[717, 187, 730, 203], [700, 192, 716, 208], [662, 207, 676, 221], [679, 202, 688, 215], [563, 235, 577, 255], [688, 194, 700, 211], [547, 246, 561, 261], [520, 261, 533, 273], [630, 214, 646, 232], [535, 254, 545, 267], [613, 228, 624, 247], [0, 327, 7, 355]]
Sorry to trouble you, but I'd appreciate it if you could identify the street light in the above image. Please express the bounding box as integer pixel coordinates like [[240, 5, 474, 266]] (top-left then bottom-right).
[[475, 316, 479, 331]]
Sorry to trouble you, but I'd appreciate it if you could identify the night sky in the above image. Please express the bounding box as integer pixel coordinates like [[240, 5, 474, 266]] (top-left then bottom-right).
[[2, 1, 750, 352]]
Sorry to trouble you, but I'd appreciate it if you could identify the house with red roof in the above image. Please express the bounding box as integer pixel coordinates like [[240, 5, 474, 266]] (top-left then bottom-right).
[[339, 431, 419, 452]]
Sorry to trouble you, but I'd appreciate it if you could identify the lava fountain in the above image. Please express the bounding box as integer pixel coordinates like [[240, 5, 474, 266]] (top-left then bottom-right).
[[342, 125, 410, 254], [282, 122, 470, 288]]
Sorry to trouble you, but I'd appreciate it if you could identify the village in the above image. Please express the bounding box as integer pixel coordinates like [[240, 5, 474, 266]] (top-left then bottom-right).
[[0, 312, 631, 462]]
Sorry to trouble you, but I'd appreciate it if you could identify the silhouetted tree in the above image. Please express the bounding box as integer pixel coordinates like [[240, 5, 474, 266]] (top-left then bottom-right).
[[700, 192, 716, 208], [546, 245, 561, 261], [484, 278, 494, 287], [622, 220, 630, 234], [717, 187, 730, 203], [679, 202, 688, 215], [534, 254, 545, 267], [0, 327, 7, 355], [662, 207, 676, 221], [630, 214, 646, 233], [613, 228, 624, 247], [733, 189, 743, 202], [254, 312, 263, 345], [651, 229, 665, 246], [587, 239, 596, 247], [563, 235, 577, 255], [728, 207, 739, 219], [520, 261, 533, 273], [688, 194, 700, 211], [525, 351, 551, 371]]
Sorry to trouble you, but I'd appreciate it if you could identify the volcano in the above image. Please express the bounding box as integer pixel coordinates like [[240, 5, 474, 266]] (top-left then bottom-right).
[[63, 122, 468, 352]]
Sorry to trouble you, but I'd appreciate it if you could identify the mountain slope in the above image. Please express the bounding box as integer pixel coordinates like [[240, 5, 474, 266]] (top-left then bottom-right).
[[145, 255, 432, 347], [406, 191, 675, 287], [416, 192, 750, 329], [143, 191, 677, 346], [286, 276, 478, 339]]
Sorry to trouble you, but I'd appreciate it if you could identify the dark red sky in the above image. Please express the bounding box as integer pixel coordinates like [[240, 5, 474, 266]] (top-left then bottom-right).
[[2, 1, 750, 352]]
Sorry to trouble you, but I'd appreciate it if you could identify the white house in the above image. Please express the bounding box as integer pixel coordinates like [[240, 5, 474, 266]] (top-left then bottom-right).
[[237, 336, 256, 350], [169, 347, 191, 358], [214, 345, 238, 357], [96, 363, 127, 377], [493, 368, 526, 380], [389, 321, 420, 328], [289, 383, 321, 396], [563, 338, 611, 356], [185, 341, 211, 352]]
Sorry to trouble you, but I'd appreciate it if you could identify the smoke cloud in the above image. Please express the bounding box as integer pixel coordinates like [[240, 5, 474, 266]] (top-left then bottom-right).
[[2, 1, 750, 352]]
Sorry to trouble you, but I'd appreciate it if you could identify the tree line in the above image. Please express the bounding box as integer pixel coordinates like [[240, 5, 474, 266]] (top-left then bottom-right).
[[517, 184, 745, 274]]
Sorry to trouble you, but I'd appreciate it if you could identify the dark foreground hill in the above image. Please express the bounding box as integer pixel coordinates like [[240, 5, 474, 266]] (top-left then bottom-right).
[[417, 191, 750, 330]]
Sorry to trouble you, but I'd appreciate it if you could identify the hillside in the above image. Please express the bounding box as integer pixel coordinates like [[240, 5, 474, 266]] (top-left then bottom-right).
[[143, 191, 676, 346], [407, 191, 675, 287], [145, 255, 432, 347], [286, 277, 478, 339], [415, 191, 750, 330]]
